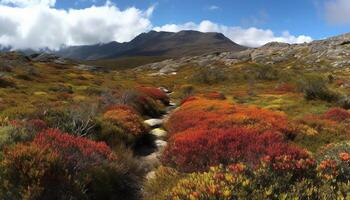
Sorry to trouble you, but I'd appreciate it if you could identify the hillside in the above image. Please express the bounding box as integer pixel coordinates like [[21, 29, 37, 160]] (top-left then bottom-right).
[[1, 32, 350, 199], [56, 30, 247, 60]]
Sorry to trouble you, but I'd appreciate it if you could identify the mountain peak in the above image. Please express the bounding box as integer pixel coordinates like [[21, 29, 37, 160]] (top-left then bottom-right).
[[57, 31, 248, 60]]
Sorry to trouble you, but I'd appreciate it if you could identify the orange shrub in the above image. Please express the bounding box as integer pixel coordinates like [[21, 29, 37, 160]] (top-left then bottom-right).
[[323, 108, 350, 122], [166, 97, 291, 136], [161, 128, 308, 172], [203, 91, 226, 100], [0, 143, 77, 199], [103, 105, 147, 136], [34, 129, 116, 172], [136, 86, 169, 105]]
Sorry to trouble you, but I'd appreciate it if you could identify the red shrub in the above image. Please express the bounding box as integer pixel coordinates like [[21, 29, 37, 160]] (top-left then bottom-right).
[[180, 96, 198, 105], [26, 119, 47, 132], [136, 86, 169, 105], [103, 105, 147, 136], [274, 83, 296, 93], [0, 143, 75, 199], [166, 98, 290, 136], [161, 128, 309, 172], [34, 129, 116, 171], [323, 108, 350, 122], [204, 91, 226, 100]]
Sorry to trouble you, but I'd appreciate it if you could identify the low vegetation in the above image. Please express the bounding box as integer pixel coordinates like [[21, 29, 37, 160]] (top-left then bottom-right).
[[1, 53, 350, 199]]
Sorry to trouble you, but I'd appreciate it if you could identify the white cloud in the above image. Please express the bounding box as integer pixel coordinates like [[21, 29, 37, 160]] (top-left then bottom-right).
[[325, 0, 350, 25], [0, 2, 153, 50], [154, 20, 313, 47], [0, 0, 56, 7], [208, 5, 219, 10], [0, 1, 312, 50]]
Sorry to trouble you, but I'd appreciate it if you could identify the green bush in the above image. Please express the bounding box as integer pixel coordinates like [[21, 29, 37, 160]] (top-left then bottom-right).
[[0, 143, 81, 200], [143, 167, 183, 200], [248, 64, 279, 80], [191, 67, 227, 84], [297, 74, 339, 102], [0, 126, 35, 149], [94, 119, 136, 146], [85, 162, 142, 200], [39, 104, 97, 137]]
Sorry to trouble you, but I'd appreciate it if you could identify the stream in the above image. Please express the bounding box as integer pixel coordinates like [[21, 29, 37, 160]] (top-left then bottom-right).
[[136, 89, 177, 179]]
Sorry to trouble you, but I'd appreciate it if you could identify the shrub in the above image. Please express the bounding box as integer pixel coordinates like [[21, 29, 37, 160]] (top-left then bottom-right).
[[95, 120, 136, 147], [179, 84, 195, 98], [297, 74, 339, 102], [168, 161, 317, 200], [40, 103, 97, 137], [34, 129, 116, 172], [0, 143, 81, 200], [103, 105, 147, 137], [85, 162, 142, 200], [0, 124, 38, 149], [0, 75, 16, 88], [339, 95, 350, 109], [191, 67, 227, 84], [248, 64, 279, 80], [166, 97, 291, 137], [317, 141, 350, 163], [293, 114, 350, 152], [323, 108, 350, 122], [133, 94, 165, 117], [143, 167, 183, 200], [204, 91, 226, 100], [136, 86, 169, 105], [113, 90, 165, 117], [162, 128, 309, 172], [274, 83, 296, 93]]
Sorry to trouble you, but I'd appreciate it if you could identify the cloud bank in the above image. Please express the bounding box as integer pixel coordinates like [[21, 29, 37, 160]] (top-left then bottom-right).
[[154, 20, 312, 47], [0, 1, 312, 50], [0, 1, 153, 49], [325, 0, 350, 25]]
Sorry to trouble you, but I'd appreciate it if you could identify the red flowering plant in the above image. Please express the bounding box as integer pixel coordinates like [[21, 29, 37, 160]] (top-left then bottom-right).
[[166, 97, 292, 137], [136, 86, 170, 105], [0, 143, 80, 199], [316, 141, 350, 182], [161, 128, 309, 172], [323, 108, 350, 122], [203, 91, 226, 100], [103, 105, 147, 137], [34, 129, 116, 172]]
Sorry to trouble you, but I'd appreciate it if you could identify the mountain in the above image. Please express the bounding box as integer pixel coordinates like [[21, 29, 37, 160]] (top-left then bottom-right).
[[135, 32, 350, 75], [56, 30, 248, 60]]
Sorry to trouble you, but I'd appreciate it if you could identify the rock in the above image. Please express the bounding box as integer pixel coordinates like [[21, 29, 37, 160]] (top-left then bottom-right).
[[146, 171, 156, 180], [31, 53, 60, 62], [74, 64, 97, 71], [150, 128, 167, 138], [155, 140, 167, 149], [159, 64, 178, 74], [144, 119, 163, 127], [159, 87, 170, 93], [262, 42, 290, 48]]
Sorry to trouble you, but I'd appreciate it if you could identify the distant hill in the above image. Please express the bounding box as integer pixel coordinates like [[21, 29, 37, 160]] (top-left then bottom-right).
[[56, 30, 248, 60]]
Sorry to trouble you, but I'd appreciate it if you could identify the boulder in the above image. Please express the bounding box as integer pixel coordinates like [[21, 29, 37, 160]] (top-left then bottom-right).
[[144, 119, 163, 127], [150, 128, 167, 138]]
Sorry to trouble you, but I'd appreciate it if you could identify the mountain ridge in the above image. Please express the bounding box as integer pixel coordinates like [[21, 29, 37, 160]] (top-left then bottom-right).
[[55, 30, 248, 60]]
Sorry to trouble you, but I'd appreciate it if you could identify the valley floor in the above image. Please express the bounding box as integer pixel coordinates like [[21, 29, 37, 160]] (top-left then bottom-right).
[[1, 52, 350, 199]]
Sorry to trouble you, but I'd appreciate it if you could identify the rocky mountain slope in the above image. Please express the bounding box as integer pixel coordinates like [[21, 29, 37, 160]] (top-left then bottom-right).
[[136, 32, 350, 75], [56, 30, 247, 60]]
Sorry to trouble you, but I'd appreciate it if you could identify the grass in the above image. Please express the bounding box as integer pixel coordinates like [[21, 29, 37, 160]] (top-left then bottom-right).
[[83, 56, 171, 70]]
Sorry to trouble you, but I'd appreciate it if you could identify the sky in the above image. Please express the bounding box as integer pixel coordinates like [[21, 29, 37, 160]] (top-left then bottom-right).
[[0, 0, 349, 50]]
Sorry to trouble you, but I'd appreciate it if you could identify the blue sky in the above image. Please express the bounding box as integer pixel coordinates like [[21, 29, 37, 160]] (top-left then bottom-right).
[[53, 0, 350, 40], [0, 0, 349, 49]]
